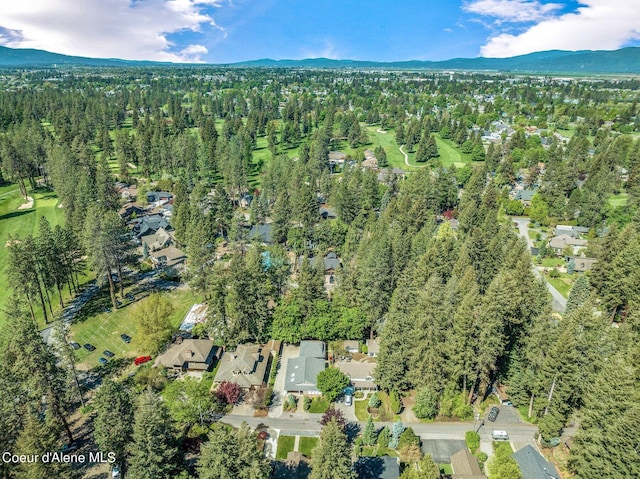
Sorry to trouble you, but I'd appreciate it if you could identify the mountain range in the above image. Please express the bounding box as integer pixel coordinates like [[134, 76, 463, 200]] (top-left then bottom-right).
[[1, 45, 640, 74]]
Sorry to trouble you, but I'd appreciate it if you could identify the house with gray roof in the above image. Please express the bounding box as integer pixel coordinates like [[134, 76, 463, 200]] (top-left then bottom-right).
[[548, 234, 588, 255], [366, 338, 380, 357], [249, 223, 273, 245], [213, 342, 274, 389], [554, 225, 589, 239], [512, 445, 560, 479], [284, 341, 327, 395], [354, 456, 399, 479], [515, 189, 536, 207]]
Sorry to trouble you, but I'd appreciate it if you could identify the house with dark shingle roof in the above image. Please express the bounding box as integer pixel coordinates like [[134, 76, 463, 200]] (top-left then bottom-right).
[[154, 339, 220, 373], [514, 189, 536, 207], [354, 456, 400, 479], [213, 342, 274, 389], [512, 445, 560, 479], [450, 447, 485, 478]]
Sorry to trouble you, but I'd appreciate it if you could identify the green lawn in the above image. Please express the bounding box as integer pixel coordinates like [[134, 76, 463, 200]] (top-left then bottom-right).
[[355, 398, 370, 422], [298, 437, 319, 458], [308, 397, 329, 414], [433, 134, 468, 168], [70, 288, 200, 368], [439, 464, 453, 475], [546, 274, 574, 299], [364, 127, 417, 170], [276, 435, 295, 460], [0, 187, 68, 325], [541, 258, 565, 268], [608, 193, 629, 208], [359, 446, 398, 457]]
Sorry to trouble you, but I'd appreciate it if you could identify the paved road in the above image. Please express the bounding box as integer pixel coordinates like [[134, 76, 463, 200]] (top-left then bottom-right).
[[513, 217, 567, 312], [221, 413, 538, 445]]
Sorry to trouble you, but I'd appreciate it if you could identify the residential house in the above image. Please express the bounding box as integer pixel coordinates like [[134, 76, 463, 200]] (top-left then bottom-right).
[[146, 191, 173, 203], [554, 225, 589, 239], [570, 256, 597, 273], [328, 151, 347, 166], [335, 360, 377, 391], [239, 193, 253, 208], [154, 339, 221, 373], [362, 149, 378, 169], [141, 227, 173, 252], [116, 183, 138, 201], [319, 205, 338, 220], [512, 445, 560, 479], [377, 168, 406, 183], [548, 234, 588, 256], [515, 189, 536, 207], [249, 223, 273, 245], [354, 456, 400, 479], [284, 341, 327, 395], [131, 214, 171, 238], [213, 342, 275, 389], [450, 447, 486, 479], [149, 246, 186, 274], [297, 252, 342, 287], [119, 203, 146, 220], [343, 340, 359, 354], [366, 338, 380, 357]]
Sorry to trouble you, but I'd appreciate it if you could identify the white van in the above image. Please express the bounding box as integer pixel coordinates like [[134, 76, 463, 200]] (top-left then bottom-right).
[[492, 430, 509, 441]]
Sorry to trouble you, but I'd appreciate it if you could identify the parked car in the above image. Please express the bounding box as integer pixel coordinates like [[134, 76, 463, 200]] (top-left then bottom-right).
[[488, 406, 500, 422], [125, 292, 135, 301], [83, 343, 96, 352], [120, 334, 132, 343], [98, 357, 108, 365], [344, 394, 353, 406], [103, 350, 115, 358], [134, 355, 152, 365], [69, 341, 81, 350]]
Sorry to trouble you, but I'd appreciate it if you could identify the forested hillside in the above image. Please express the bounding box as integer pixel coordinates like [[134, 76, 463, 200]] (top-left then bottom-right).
[[0, 67, 638, 478]]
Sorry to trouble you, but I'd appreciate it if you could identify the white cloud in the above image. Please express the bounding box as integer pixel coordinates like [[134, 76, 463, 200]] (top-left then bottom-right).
[[469, 0, 640, 58], [464, 0, 562, 23], [0, 0, 225, 62]]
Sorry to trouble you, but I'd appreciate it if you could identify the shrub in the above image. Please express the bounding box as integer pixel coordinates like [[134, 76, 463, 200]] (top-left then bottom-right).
[[286, 394, 297, 411], [320, 407, 346, 430], [377, 426, 390, 448], [398, 427, 420, 450], [216, 381, 241, 405], [413, 387, 438, 419], [549, 268, 560, 278], [368, 392, 382, 409], [268, 352, 278, 387], [389, 419, 404, 449], [303, 396, 312, 411], [389, 390, 403, 414], [465, 431, 480, 453]]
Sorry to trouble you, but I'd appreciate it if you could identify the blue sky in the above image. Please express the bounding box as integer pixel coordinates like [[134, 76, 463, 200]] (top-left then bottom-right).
[[0, 0, 639, 62]]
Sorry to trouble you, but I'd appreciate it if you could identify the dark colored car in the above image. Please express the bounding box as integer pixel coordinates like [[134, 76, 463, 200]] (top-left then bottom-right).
[[83, 343, 96, 352], [488, 406, 500, 422], [134, 355, 152, 365], [103, 350, 115, 358], [98, 357, 108, 365], [69, 341, 81, 350], [120, 334, 132, 343], [125, 292, 135, 301]]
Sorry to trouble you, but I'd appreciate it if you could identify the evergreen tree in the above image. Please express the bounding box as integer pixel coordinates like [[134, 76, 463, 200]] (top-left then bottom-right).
[[94, 379, 134, 469], [310, 420, 354, 479], [362, 416, 377, 446], [128, 389, 181, 479]]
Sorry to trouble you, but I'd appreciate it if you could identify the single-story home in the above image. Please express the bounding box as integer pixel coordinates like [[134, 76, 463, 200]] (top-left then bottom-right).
[[512, 445, 560, 479], [451, 447, 485, 479], [354, 456, 400, 479], [570, 256, 597, 273], [154, 339, 221, 373], [362, 150, 378, 169], [343, 340, 359, 354], [146, 191, 173, 203], [249, 223, 273, 245], [515, 189, 536, 207], [141, 227, 173, 252], [213, 342, 274, 389], [297, 252, 342, 287], [284, 341, 327, 395], [149, 246, 186, 269], [335, 360, 376, 390], [548, 234, 588, 255], [554, 225, 589, 239], [319, 205, 338, 220], [366, 338, 380, 357]]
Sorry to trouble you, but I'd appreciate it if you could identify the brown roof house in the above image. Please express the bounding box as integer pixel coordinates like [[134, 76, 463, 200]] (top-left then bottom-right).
[[213, 342, 275, 389], [366, 338, 381, 357], [450, 447, 486, 479], [154, 339, 221, 374], [548, 234, 588, 255], [335, 360, 377, 390]]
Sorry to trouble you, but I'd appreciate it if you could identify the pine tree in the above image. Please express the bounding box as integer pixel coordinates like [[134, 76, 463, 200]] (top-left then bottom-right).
[[362, 416, 377, 446], [94, 379, 133, 469], [310, 420, 354, 479], [128, 389, 181, 479], [565, 274, 591, 316]]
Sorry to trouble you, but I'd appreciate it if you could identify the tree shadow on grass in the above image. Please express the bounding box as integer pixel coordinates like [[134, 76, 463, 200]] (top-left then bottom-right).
[[0, 209, 33, 221]]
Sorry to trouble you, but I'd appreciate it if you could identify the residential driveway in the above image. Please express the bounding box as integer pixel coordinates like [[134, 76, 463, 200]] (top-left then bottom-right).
[[334, 397, 358, 422], [488, 405, 521, 425], [269, 344, 299, 418], [421, 439, 466, 463]]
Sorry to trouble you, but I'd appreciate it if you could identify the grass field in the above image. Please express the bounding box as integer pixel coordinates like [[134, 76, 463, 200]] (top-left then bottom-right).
[[608, 193, 629, 207], [70, 287, 200, 368], [0, 186, 69, 325], [433, 134, 468, 168], [276, 436, 296, 460], [298, 437, 318, 458], [547, 274, 575, 299], [308, 397, 329, 414]]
